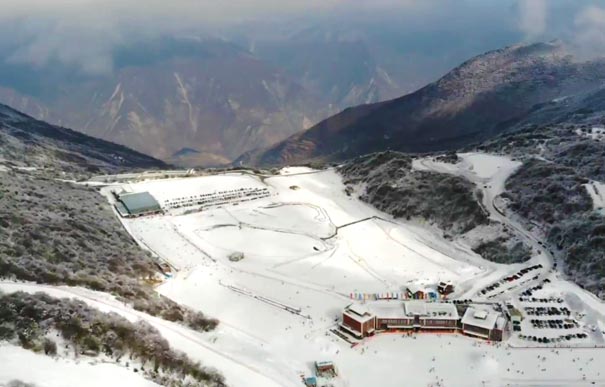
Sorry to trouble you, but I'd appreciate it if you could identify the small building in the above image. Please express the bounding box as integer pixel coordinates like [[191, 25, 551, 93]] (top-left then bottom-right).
[[117, 192, 162, 218], [461, 307, 504, 341], [426, 289, 439, 301], [315, 361, 337, 378], [340, 304, 376, 338], [406, 284, 425, 299], [438, 282, 454, 296]]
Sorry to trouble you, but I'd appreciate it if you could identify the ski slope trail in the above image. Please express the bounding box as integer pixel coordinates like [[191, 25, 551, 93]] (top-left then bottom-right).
[[0, 281, 299, 387]]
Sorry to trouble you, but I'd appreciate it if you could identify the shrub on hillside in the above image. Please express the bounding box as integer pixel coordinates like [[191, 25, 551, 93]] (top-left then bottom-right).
[[0, 291, 225, 387], [0, 171, 217, 332]]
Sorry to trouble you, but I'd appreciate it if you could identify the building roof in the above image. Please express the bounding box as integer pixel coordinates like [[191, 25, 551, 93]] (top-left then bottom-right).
[[461, 307, 501, 330], [407, 284, 438, 295], [115, 202, 129, 217], [438, 282, 453, 289], [404, 301, 459, 319], [315, 361, 334, 367], [367, 302, 406, 319], [474, 310, 488, 320], [350, 301, 459, 321], [344, 303, 375, 323], [404, 301, 427, 315], [407, 284, 424, 294], [347, 303, 369, 317], [119, 192, 162, 215]]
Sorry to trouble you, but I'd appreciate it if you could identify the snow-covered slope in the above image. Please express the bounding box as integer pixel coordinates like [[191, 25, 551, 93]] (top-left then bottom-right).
[[93, 165, 605, 386], [0, 345, 159, 387], [0, 281, 287, 387]]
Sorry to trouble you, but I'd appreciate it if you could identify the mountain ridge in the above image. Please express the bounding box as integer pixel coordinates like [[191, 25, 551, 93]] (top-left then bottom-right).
[[239, 41, 605, 166], [0, 103, 167, 175]]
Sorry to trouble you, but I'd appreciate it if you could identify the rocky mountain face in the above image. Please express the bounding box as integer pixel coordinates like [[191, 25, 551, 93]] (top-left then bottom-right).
[[0, 38, 325, 167], [0, 103, 166, 176], [242, 42, 605, 166], [249, 31, 403, 111]]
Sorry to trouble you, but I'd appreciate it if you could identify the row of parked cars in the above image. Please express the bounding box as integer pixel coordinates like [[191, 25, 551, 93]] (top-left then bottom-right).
[[504, 264, 543, 282], [478, 264, 545, 296], [520, 278, 552, 297], [524, 306, 571, 316], [518, 333, 588, 343], [529, 319, 579, 329], [519, 296, 564, 303]]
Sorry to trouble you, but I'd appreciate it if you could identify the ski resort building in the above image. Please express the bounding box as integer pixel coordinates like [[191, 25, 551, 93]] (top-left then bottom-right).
[[341, 301, 459, 338], [461, 307, 506, 341], [340, 302, 506, 341], [375, 301, 459, 331], [115, 192, 162, 218]]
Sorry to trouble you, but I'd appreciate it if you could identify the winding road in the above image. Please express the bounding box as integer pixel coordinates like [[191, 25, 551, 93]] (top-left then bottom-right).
[[414, 156, 555, 300]]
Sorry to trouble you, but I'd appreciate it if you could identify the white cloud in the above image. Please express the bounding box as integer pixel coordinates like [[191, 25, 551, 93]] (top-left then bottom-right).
[[517, 0, 548, 40], [0, 0, 346, 21], [573, 5, 605, 59], [1, 0, 601, 75], [7, 14, 122, 75], [0, 0, 427, 75]]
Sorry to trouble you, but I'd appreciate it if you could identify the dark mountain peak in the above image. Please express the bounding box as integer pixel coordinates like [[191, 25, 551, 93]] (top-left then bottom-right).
[[0, 103, 30, 123], [241, 42, 605, 167]]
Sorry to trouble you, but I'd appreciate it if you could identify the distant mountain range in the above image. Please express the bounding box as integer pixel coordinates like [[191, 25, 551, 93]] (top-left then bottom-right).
[[239, 42, 605, 166], [4, 39, 605, 171], [0, 37, 323, 167], [0, 36, 415, 167], [0, 17, 521, 169]]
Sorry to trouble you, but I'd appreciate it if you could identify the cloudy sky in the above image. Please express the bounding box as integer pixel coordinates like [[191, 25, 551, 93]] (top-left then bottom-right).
[[0, 0, 604, 75]]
